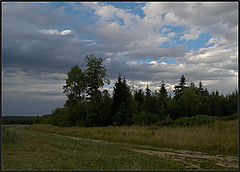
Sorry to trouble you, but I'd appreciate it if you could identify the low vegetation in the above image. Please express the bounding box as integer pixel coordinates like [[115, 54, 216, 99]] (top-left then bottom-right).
[[157, 115, 216, 127], [2, 119, 238, 170], [2, 126, 20, 144], [1, 125, 187, 170], [30, 119, 238, 156], [217, 113, 238, 121], [2, 116, 37, 125]]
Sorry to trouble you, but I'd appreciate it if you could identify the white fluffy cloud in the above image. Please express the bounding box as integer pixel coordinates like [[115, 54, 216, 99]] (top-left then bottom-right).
[[185, 38, 237, 68], [180, 27, 201, 40], [142, 2, 238, 42], [167, 32, 176, 38], [40, 29, 73, 35]]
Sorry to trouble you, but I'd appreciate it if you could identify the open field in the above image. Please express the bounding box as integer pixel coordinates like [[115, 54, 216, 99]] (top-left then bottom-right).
[[2, 120, 238, 170]]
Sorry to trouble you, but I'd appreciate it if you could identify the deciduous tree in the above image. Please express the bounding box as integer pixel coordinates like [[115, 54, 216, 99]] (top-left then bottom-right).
[[63, 65, 86, 107]]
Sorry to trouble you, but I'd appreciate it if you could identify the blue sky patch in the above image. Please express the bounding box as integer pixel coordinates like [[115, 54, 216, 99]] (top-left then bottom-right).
[[185, 32, 212, 51], [103, 2, 146, 18]]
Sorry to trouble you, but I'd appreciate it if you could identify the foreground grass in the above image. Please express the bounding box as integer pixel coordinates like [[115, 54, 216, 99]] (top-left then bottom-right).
[[2, 120, 238, 170], [30, 119, 238, 156], [2, 125, 185, 170]]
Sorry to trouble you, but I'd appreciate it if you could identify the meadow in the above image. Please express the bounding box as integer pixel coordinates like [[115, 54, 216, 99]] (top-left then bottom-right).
[[2, 119, 238, 170]]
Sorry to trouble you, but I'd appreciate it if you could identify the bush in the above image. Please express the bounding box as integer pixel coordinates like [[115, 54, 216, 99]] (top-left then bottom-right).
[[132, 112, 159, 125], [156, 119, 172, 126], [217, 113, 238, 121], [75, 120, 88, 127], [171, 115, 215, 127]]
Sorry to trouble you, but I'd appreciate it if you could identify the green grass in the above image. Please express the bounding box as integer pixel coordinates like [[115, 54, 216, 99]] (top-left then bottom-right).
[[2, 125, 20, 144], [29, 119, 238, 156], [2, 120, 238, 170], [2, 125, 185, 170]]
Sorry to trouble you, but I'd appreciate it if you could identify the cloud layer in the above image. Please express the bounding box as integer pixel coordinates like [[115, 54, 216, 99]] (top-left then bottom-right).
[[2, 2, 238, 115]]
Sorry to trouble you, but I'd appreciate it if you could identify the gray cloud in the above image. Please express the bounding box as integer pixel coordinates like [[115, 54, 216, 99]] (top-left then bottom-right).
[[149, 2, 238, 42], [2, 2, 238, 116], [3, 93, 64, 116]]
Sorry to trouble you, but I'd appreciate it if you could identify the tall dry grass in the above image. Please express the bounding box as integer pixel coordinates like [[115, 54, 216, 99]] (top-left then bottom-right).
[[30, 119, 238, 156]]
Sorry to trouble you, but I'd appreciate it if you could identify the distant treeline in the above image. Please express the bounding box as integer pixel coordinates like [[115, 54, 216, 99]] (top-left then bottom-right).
[[35, 54, 238, 127], [2, 116, 37, 125]]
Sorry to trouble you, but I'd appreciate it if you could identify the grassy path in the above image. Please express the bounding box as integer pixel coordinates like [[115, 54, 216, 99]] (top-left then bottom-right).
[[2, 125, 185, 170], [2, 124, 238, 170], [48, 131, 238, 169]]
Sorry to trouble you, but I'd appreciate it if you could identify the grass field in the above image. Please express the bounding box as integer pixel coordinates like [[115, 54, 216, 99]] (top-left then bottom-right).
[[2, 119, 238, 170]]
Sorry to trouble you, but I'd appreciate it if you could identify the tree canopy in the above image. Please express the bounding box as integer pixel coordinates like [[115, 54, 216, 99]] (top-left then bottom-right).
[[63, 65, 86, 107], [36, 56, 238, 127]]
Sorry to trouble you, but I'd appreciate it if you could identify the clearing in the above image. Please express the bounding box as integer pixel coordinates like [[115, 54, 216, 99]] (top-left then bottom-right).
[[2, 122, 238, 170]]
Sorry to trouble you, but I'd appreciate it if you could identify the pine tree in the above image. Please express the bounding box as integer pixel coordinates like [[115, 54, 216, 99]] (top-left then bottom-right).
[[198, 81, 205, 96], [158, 80, 168, 120], [159, 80, 167, 98], [134, 88, 145, 113], [145, 84, 151, 97], [174, 75, 187, 97], [112, 75, 132, 125], [179, 75, 187, 87], [134, 88, 145, 104]]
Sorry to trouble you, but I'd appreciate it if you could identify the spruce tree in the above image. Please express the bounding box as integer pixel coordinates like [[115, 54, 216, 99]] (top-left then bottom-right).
[[145, 84, 151, 97], [174, 75, 187, 97], [159, 80, 167, 98], [112, 75, 132, 125], [179, 75, 187, 87], [158, 80, 168, 120]]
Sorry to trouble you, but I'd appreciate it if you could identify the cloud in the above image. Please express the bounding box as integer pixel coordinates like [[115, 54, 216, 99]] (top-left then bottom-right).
[[143, 2, 238, 42], [164, 11, 179, 25], [167, 32, 176, 38], [180, 27, 201, 40], [2, 2, 238, 116], [40, 29, 73, 35], [3, 67, 66, 101], [105, 56, 236, 84], [162, 27, 171, 33], [4, 92, 64, 116], [185, 37, 237, 71]]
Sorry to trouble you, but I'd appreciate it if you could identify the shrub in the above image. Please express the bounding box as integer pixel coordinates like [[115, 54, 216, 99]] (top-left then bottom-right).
[[171, 115, 215, 127], [156, 119, 173, 126], [217, 113, 238, 121], [75, 121, 88, 127], [132, 112, 159, 125]]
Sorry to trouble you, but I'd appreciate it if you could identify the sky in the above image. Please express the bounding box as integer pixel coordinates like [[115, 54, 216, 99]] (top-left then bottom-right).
[[2, 2, 238, 116]]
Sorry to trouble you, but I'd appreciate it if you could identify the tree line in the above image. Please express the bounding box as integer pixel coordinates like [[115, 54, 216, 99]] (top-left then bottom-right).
[[35, 54, 238, 127], [3, 116, 37, 125]]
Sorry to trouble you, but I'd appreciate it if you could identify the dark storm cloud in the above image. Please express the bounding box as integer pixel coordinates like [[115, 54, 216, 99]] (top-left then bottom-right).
[[3, 24, 89, 74], [3, 3, 76, 28], [3, 2, 97, 75]]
